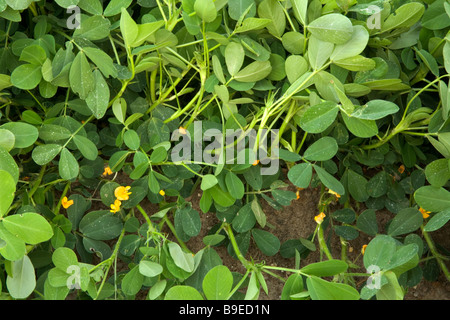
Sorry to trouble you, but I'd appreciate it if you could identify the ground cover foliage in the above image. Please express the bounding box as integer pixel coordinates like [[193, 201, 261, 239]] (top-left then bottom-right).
[[0, 0, 449, 300]]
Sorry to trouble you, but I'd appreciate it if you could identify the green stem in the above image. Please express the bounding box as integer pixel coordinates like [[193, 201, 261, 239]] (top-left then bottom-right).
[[94, 228, 126, 300], [421, 225, 450, 282], [318, 223, 333, 260], [224, 223, 252, 269], [162, 215, 192, 253]]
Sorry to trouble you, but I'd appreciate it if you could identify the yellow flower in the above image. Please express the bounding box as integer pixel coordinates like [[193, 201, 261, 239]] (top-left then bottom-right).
[[61, 196, 73, 209], [110, 199, 122, 214], [328, 189, 341, 199], [159, 190, 165, 196], [103, 166, 113, 176], [398, 165, 405, 174], [296, 188, 303, 200], [314, 212, 326, 224], [419, 207, 430, 219], [362, 244, 368, 255], [252, 159, 260, 166], [179, 126, 187, 135], [115, 186, 132, 201]]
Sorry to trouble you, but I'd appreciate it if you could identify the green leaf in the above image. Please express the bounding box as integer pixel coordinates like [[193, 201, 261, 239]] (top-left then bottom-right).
[[234, 60, 272, 83], [356, 209, 378, 236], [85, 69, 110, 119], [225, 171, 245, 199], [228, 0, 256, 21], [257, 0, 285, 38], [298, 101, 339, 134], [73, 15, 111, 40], [139, 260, 163, 277], [123, 129, 140, 151], [313, 164, 345, 196], [376, 271, 404, 300], [414, 186, 450, 212], [194, 0, 217, 22], [20, 44, 47, 65], [341, 113, 378, 138], [55, 0, 79, 8], [306, 276, 359, 300], [308, 13, 353, 44], [79, 210, 123, 240], [300, 260, 348, 277], [252, 229, 280, 256], [0, 129, 14, 151], [0, 122, 38, 149], [330, 25, 369, 61], [291, 0, 308, 26], [73, 135, 98, 160], [2, 212, 53, 245], [424, 208, 450, 232], [167, 242, 194, 272], [225, 42, 245, 76], [251, 196, 266, 228], [6, 0, 33, 10], [0, 223, 26, 261], [39, 124, 72, 141], [104, 0, 132, 16], [10, 64, 42, 90], [352, 99, 400, 120], [32, 144, 62, 166], [202, 265, 233, 300], [0, 146, 19, 184], [120, 8, 138, 47], [331, 208, 356, 224], [347, 169, 369, 202], [0, 170, 15, 218], [422, 0, 450, 30], [303, 137, 338, 161], [416, 49, 439, 77], [52, 247, 78, 271], [69, 52, 94, 100], [235, 17, 272, 33], [333, 55, 376, 72], [201, 174, 218, 190], [59, 147, 79, 180], [285, 55, 308, 83], [424, 159, 450, 188], [363, 235, 397, 270], [6, 255, 36, 299], [133, 21, 166, 47], [179, 206, 201, 237], [380, 2, 425, 33], [387, 208, 423, 237], [165, 285, 203, 300], [308, 35, 334, 70], [121, 265, 144, 296], [232, 202, 256, 232]]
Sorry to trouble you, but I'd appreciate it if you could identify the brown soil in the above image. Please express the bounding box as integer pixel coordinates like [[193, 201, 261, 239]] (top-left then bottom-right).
[[160, 185, 450, 300], [95, 172, 450, 300]]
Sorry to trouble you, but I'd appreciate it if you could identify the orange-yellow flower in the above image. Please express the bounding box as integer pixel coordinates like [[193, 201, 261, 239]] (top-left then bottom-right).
[[115, 186, 132, 201], [328, 189, 341, 199], [110, 199, 121, 213], [361, 244, 368, 255], [61, 196, 73, 209], [419, 207, 430, 219], [314, 212, 326, 224], [159, 190, 165, 196], [103, 166, 113, 176], [398, 165, 405, 174], [253, 159, 260, 166], [296, 188, 303, 200], [179, 127, 187, 135]]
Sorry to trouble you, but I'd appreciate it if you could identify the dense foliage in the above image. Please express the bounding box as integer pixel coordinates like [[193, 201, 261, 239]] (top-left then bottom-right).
[[0, 0, 449, 300]]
